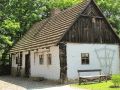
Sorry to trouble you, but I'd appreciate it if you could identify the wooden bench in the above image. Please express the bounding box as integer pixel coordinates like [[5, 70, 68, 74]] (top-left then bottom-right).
[[78, 69, 107, 84]]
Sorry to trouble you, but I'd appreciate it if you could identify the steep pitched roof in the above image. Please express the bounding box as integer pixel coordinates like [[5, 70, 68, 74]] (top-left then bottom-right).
[[10, 0, 90, 53], [10, 0, 119, 53]]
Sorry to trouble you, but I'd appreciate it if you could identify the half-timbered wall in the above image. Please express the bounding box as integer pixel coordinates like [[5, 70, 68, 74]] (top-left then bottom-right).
[[61, 2, 119, 44]]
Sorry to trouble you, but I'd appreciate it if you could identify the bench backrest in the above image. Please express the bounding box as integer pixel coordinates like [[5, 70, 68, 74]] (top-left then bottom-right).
[[78, 69, 102, 76], [78, 69, 101, 72]]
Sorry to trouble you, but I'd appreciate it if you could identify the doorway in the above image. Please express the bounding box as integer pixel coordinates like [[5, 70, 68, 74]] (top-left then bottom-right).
[[25, 53, 30, 77]]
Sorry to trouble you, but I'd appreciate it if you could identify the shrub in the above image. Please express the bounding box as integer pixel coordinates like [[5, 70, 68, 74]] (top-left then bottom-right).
[[111, 74, 120, 87]]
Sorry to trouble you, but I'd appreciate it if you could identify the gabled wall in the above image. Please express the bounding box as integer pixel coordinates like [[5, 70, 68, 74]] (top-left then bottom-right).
[[66, 43, 120, 80], [61, 1, 119, 44]]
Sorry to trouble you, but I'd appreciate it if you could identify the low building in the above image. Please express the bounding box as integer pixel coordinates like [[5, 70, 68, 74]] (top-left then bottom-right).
[[10, 0, 120, 83]]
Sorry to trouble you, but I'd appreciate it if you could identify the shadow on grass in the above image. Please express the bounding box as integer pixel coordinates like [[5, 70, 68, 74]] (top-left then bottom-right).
[[110, 85, 120, 88]]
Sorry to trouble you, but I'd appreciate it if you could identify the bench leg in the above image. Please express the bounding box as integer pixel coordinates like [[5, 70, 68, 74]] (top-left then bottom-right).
[[105, 76, 107, 82], [79, 78, 81, 85], [99, 77, 101, 83]]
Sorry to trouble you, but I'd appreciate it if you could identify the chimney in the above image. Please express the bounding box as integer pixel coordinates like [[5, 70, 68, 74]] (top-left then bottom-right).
[[50, 8, 61, 16]]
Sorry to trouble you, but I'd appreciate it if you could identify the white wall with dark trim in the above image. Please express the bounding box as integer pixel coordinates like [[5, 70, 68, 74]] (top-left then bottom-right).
[[30, 46, 60, 80], [12, 51, 28, 69], [66, 43, 120, 80]]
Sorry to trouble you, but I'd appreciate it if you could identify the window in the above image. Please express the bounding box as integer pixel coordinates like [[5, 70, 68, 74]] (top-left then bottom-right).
[[16, 53, 19, 64], [39, 55, 44, 65], [16, 57, 18, 64], [15, 53, 22, 66], [81, 53, 89, 65], [47, 54, 52, 65], [19, 52, 22, 66]]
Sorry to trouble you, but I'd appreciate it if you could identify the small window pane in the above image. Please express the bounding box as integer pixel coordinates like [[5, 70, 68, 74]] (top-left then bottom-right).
[[47, 54, 52, 65], [16, 57, 18, 64], [39, 55, 44, 65], [81, 53, 89, 65], [19, 52, 22, 66]]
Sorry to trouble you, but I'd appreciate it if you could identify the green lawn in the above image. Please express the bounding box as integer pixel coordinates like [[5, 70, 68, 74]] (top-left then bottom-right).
[[71, 81, 120, 90]]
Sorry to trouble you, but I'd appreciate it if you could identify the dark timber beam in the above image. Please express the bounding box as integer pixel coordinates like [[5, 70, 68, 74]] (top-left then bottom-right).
[[80, 14, 103, 19]]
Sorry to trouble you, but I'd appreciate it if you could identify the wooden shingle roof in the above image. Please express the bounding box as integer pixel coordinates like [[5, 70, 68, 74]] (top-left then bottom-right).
[[10, 0, 90, 53]]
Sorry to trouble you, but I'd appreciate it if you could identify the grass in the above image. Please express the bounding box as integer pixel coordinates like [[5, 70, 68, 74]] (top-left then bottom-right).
[[71, 81, 120, 90]]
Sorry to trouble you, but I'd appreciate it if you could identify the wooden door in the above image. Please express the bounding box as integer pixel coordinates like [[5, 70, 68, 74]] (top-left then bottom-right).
[[25, 53, 30, 77]]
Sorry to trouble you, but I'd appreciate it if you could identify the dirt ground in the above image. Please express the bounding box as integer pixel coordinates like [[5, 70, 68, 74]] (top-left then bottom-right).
[[0, 76, 86, 90]]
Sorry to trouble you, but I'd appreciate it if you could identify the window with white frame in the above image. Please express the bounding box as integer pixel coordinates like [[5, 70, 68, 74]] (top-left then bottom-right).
[[39, 55, 44, 65], [47, 54, 52, 65], [81, 53, 89, 65]]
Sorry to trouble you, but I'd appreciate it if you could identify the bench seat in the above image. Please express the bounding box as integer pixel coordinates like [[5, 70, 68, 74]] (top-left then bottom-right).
[[79, 75, 106, 78], [78, 69, 108, 84]]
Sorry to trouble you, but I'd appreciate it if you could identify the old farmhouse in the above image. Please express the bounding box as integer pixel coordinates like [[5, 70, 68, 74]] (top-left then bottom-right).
[[10, 0, 120, 82]]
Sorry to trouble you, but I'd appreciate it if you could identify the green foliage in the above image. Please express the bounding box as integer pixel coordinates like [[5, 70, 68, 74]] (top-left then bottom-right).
[[1, 35, 13, 46], [0, 0, 47, 60], [2, 19, 20, 31], [47, 0, 81, 10], [96, 0, 120, 34], [111, 74, 120, 87]]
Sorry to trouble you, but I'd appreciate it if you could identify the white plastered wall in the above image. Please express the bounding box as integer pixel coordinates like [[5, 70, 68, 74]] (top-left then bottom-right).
[[30, 46, 60, 80], [66, 43, 120, 80], [11, 54, 17, 68]]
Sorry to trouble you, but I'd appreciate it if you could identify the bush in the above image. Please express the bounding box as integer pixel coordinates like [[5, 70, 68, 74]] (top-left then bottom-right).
[[111, 74, 120, 87]]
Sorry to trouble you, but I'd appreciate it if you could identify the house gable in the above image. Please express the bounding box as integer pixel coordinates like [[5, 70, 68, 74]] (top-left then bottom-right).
[[82, 1, 102, 17], [60, 0, 119, 44]]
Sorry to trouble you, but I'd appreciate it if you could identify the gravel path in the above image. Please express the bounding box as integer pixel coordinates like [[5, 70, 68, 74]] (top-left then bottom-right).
[[0, 76, 86, 90]]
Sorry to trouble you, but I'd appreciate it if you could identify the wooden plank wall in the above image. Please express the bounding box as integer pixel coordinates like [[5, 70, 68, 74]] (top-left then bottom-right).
[[61, 3, 119, 44]]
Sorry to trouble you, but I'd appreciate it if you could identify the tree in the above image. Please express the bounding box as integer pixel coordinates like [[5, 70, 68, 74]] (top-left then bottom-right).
[[0, 0, 47, 60], [47, 0, 80, 9]]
